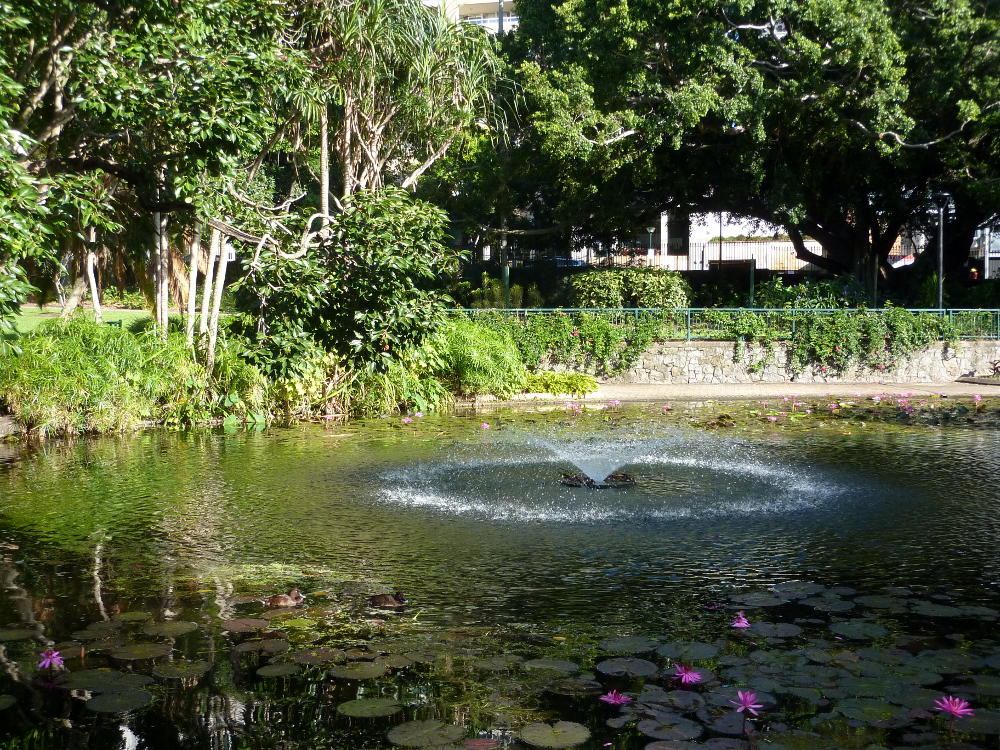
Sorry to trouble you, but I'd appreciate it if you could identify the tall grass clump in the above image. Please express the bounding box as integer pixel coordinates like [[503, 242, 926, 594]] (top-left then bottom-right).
[[438, 318, 527, 399], [0, 319, 267, 436]]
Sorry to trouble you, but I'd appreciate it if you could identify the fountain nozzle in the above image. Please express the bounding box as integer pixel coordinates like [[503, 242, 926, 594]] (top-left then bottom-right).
[[560, 472, 636, 490]]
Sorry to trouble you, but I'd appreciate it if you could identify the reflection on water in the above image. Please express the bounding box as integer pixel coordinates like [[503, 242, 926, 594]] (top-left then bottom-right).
[[1, 406, 1000, 747]]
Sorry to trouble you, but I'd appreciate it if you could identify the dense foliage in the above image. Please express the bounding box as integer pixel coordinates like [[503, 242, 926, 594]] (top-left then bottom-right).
[[233, 188, 462, 377], [0, 320, 266, 436], [566, 269, 690, 309], [474, 310, 666, 377], [438, 318, 527, 399]]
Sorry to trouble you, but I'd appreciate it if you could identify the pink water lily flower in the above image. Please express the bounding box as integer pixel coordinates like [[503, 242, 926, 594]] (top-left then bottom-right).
[[599, 689, 633, 705], [730, 610, 751, 629], [934, 695, 975, 718], [974, 394, 982, 403], [673, 664, 702, 685], [607, 399, 621, 407], [767, 416, 778, 422], [730, 689, 764, 716], [480, 422, 490, 429], [414, 412, 424, 418], [662, 403, 672, 411], [401, 417, 413, 424], [37, 650, 64, 670]]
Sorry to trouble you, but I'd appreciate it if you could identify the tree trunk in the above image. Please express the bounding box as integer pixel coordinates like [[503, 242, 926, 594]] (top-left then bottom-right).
[[199, 229, 221, 337], [60, 275, 86, 318], [185, 224, 201, 347], [153, 212, 163, 331], [320, 106, 331, 226], [86, 249, 102, 324], [158, 212, 170, 338], [205, 236, 229, 374]]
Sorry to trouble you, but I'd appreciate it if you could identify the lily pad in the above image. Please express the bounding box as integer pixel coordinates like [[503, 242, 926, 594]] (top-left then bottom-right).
[[729, 592, 785, 608], [62, 669, 153, 692], [375, 654, 413, 669], [519, 720, 591, 748], [113, 611, 152, 623], [596, 657, 658, 678], [965, 709, 1000, 735], [546, 677, 604, 696], [142, 621, 198, 638], [329, 661, 387, 680], [833, 698, 910, 727], [801, 597, 855, 613], [256, 662, 301, 678], [656, 642, 719, 662], [388, 719, 466, 747], [771, 581, 825, 599], [0, 629, 34, 641], [637, 716, 703, 742], [853, 595, 905, 610], [661, 690, 706, 713], [0, 695, 15, 710], [153, 661, 212, 680], [828, 621, 887, 640], [909, 601, 963, 617], [337, 697, 403, 718], [599, 636, 659, 654], [109, 642, 172, 660], [291, 647, 346, 665], [222, 618, 269, 633], [523, 658, 578, 673], [85, 689, 153, 713], [749, 623, 802, 638]]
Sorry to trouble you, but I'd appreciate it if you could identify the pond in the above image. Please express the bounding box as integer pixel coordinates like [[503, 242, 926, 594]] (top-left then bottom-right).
[[1, 398, 999, 749]]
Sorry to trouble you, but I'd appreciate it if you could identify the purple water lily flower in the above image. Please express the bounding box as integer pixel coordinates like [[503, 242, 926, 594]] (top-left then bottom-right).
[[934, 695, 974, 718], [38, 649, 64, 670], [730, 689, 763, 716], [673, 664, 702, 685], [599, 689, 633, 706], [730, 610, 751, 629]]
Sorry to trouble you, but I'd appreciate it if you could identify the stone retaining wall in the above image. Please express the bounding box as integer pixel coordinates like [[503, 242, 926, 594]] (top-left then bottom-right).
[[604, 340, 1000, 385]]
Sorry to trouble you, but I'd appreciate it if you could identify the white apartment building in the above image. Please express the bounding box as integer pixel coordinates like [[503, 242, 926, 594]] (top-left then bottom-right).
[[422, 0, 519, 33]]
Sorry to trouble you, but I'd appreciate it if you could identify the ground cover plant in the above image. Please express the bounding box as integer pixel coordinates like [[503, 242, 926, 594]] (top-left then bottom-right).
[[0, 319, 266, 435]]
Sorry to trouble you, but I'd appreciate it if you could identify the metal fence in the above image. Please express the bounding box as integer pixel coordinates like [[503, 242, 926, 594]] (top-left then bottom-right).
[[452, 308, 1000, 340]]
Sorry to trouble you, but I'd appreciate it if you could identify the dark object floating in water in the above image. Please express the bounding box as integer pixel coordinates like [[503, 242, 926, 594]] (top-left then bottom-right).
[[560, 472, 635, 489], [368, 592, 408, 608], [264, 589, 305, 608]]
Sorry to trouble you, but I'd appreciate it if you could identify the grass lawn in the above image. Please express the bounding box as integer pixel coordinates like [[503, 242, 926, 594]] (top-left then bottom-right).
[[12, 305, 152, 334]]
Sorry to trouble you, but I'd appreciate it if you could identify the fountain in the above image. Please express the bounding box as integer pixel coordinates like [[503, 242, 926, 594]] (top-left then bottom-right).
[[559, 471, 636, 489]]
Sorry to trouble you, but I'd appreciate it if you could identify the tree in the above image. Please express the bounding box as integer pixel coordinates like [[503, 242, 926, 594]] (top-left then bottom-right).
[[232, 187, 462, 377]]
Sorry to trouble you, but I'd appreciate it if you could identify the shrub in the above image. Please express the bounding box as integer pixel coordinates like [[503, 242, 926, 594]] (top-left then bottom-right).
[[524, 371, 598, 396], [0, 319, 267, 435], [0, 264, 34, 354], [459, 272, 545, 309], [472, 310, 666, 377], [233, 187, 463, 378], [754, 277, 867, 309], [566, 269, 690, 308], [438, 318, 527, 398]]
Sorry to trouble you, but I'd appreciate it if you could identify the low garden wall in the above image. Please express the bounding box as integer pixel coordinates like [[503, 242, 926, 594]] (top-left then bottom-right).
[[605, 340, 1000, 385]]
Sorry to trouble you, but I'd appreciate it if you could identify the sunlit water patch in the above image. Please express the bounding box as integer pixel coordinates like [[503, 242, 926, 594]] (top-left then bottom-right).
[[375, 432, 852, 523]]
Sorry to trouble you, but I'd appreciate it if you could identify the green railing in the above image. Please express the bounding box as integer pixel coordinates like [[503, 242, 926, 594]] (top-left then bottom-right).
[[451, 308, 1000, 340]]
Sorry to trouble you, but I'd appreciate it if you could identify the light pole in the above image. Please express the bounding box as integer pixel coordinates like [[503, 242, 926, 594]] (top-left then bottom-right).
[[719, 211, 724, 266], [646, 225, 657, 266], [934, 192, 951, 310]]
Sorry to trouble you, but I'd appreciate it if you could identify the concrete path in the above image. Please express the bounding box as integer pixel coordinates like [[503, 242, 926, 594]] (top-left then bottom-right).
[[594, 381, 995, 402], [508, 381, 995, 405]]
